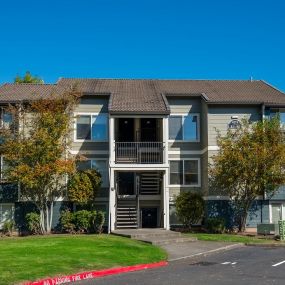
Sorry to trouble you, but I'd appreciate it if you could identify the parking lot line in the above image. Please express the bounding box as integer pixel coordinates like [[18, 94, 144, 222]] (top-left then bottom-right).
[[272, 260, 285, 267]]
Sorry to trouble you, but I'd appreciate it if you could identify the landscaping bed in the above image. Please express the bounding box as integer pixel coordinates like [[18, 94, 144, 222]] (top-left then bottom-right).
[[0, 234, 167, 285]]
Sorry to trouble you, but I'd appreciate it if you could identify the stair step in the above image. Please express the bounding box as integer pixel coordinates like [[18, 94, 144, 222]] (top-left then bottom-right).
[[140, 237, 197, 245]]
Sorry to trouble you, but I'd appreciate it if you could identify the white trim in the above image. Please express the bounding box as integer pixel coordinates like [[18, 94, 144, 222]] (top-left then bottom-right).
[[169, 158, 201, 187], [168, 147, 208, 155], [168, 113, 200, 142], [208, 146, 220, 151], [109, 164, 169, 171], [204, 196, 231, 200], [73, 112, 109, 143], [69, 150, 109, 155]]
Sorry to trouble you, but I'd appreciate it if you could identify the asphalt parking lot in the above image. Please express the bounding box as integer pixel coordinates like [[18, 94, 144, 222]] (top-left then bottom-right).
[[75, 246, 285, 285]]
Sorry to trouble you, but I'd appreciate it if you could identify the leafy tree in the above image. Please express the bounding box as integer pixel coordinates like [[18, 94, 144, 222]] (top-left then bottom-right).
[[14, 71, 44, 84], [175, 192, 205, 230], [209, 117, 285, 232], [1, 87, 81, 234], [68, 168, 102, 206]]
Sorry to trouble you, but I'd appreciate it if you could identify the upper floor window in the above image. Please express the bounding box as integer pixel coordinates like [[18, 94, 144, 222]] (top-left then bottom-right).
[[169, 159, 200, 186], [77, 159, 108, 187], [76, 114, 108, 141], [169, 114, 199, 141], [0, 109, 13, 130]]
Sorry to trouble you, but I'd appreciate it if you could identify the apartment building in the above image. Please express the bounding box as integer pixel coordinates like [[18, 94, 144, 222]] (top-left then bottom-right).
[[0, 78, 285, 232]]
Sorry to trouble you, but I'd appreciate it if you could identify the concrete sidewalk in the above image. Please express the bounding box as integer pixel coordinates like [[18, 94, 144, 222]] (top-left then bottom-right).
[[161, 240, 243, 261]]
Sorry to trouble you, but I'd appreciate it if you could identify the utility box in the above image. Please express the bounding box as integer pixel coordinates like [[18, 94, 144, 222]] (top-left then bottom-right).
[[257, 223, 279, 235], [278, 220, 285, 240]]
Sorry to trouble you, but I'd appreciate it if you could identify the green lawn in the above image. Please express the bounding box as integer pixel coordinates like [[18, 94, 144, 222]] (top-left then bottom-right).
[[185, 233, 278, 244], [0, 234, 167, 285]]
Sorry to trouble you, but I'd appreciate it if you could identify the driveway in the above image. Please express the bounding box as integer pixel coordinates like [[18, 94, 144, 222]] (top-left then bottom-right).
[[75, 246, 285, 285]]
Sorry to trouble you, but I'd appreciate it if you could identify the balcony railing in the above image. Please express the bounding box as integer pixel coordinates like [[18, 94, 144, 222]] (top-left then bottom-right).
[[115, 142, 164, 164]]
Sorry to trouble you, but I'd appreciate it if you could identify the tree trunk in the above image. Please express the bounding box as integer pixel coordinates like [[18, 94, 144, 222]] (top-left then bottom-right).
[[39, 202, 54, 235]]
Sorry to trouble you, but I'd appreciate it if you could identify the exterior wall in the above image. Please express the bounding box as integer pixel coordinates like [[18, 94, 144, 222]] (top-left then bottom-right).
[[207, 105, 262, 146], [72, 96, 110, 153]]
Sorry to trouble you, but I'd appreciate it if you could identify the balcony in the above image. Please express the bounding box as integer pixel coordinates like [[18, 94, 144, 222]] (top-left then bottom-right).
[[115, 142, 164, 164]]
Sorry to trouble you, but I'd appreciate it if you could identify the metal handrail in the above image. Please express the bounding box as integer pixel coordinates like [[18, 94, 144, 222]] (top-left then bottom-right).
[[115, 142, 164, 164]]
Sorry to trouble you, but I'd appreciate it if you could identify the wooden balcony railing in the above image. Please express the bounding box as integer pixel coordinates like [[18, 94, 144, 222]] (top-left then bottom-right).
[[115, 142, 164, 164]]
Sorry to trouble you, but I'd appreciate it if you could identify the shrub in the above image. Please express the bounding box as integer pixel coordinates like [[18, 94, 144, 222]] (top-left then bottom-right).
[[206, 217, 226, 233], [26, 212, 41, 235], [2, 221, 14, 236], [175, 192, 205, 230], [60, 210, 75, 233], [94, 211, 105, 234], [74, 210, 92, 233]]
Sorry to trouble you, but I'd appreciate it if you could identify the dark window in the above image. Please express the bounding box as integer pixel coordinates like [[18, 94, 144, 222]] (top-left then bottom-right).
[[76, 115, 91, 139], [170, 161, 183, 184]]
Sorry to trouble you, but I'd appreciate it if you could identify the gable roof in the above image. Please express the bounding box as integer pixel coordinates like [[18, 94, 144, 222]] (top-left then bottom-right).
[[0, 78, 285, 113]]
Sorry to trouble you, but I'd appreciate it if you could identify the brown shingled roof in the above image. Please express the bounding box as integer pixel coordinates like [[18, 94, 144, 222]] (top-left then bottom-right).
[[1, 79, 285, 113], [0, 83, 59, 102]]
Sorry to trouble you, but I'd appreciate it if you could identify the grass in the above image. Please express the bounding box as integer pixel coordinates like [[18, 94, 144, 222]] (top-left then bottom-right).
[[0, 234, 167, 285], [184, 233, 278, 244]]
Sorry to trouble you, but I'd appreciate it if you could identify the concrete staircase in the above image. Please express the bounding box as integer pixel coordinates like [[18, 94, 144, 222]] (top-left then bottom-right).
[[112, 229, 197, 245]]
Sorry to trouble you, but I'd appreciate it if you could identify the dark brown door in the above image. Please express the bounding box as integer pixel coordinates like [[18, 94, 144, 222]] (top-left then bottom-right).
[[118, 118, 134, 142], [140, 119, 157, 141], [141, 208, 158, 228]]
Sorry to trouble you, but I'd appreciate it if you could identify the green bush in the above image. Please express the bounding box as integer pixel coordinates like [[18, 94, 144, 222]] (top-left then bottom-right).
[[175, 192, 205, 229], [2, 221, 14, 236], [26, 212, 41, 235], [60, 209, 105, 234], [74, 210, 92, 233], [206, 217, 226, 233], [94, 211, 105, 234], [60, 210, 75, 233]]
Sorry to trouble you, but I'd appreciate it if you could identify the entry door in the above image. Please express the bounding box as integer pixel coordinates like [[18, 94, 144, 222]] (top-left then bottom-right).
[[271, 204, 283, 224], [141, 208, 158, 228], [140, 119, 157, 141], [118, 118, 134, 142]]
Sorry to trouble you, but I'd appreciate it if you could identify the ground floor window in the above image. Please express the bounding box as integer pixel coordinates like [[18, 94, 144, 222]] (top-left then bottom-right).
[[0, 203, 14, 229], [270, 203, 285, 223], [169, 159, 200, 186], [77, 159, 108, 187]]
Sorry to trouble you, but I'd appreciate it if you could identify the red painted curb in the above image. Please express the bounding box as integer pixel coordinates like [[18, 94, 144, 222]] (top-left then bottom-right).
[[24, 261, 168, 285]]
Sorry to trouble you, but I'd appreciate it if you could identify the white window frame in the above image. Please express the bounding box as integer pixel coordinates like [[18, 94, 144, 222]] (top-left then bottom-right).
[[74, 112, 109, 142], [269, 202, 285, 223], [169, 158, 201, 187], [168, 113, 200, 142], [78, 158, 109, 187], [0, 203, 15, 229], [0, 155, 7, 181]]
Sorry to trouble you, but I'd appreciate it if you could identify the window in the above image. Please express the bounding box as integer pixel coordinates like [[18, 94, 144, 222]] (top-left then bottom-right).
[[1, 109, 13, 130], [0, 204, 14, 229], [170, 159, 200, 186], [169, 114, 199, 141], [77, 159, 108, 187], [76, 114, 108, 141]]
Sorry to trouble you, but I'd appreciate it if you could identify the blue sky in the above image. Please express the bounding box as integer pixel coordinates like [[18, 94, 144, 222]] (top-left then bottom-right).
[[0, 0, 284, 91]]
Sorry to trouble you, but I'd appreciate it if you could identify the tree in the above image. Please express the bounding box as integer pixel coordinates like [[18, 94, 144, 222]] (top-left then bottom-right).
[[175, 192, 205, 230], [68, 168, 102, 206], [14, 71, 44, 84], [209, 117, 285, 232], [0, 87, 81, 234]]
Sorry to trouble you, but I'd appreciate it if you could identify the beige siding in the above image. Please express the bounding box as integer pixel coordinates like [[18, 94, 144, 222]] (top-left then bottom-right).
[[74, 96, 109, 113], [167, 97, 201, 113], [208, 105, 261, 146]]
